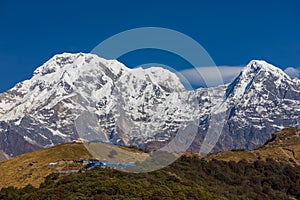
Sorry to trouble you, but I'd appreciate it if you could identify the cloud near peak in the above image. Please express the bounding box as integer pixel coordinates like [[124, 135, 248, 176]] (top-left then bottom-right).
[[177, 66, 245, 88], [176, 65, 300, 89], [284, 67, 300, 79]]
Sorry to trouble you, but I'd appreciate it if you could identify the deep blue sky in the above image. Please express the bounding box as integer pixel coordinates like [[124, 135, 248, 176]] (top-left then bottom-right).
[[1, 0, 300, 92]]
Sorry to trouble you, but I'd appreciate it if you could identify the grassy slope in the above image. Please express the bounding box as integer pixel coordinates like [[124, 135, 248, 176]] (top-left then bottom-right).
[[0, 141, 149, 189], [206, 127, 300, 166], [0, 142, 92, 189], [84, 142, 148, 163]]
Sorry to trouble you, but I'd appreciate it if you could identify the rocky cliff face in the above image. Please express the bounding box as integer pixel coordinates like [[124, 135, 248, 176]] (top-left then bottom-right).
[[0, 53, 299, 158]]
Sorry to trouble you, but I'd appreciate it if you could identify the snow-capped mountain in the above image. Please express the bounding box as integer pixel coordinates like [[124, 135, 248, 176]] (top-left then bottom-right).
[[0, 53, 198, 157], [0, 53, 299, 158], [196, 60, 300, 151]]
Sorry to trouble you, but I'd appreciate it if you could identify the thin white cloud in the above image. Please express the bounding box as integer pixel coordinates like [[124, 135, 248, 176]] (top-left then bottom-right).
[[177, 66, 244, 88], [284, 67, 300, 79]]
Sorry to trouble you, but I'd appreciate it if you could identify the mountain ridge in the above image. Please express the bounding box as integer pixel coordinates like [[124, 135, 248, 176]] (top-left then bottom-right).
[[0, 53, 299, 158]]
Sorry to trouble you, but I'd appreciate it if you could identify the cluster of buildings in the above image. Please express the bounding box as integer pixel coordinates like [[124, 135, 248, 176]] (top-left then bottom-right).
[[80, 159, 136, 170], [50, 158, 136, 174]]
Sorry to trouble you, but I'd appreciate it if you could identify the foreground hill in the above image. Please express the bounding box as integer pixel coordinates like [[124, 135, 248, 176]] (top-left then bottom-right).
[[0, 128, 300, 199], [0, 142, 91, 189], [1, 150, 300, 199], [0, 141, 148, 189], [207, 127, 300, 166]]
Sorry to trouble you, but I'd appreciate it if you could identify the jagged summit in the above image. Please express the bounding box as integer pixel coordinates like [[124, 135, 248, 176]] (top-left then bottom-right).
[[244, 60, 292, 81], [32, 53, 126, 87], [248, 60, 283, 71], [225, 59, 296, 100]]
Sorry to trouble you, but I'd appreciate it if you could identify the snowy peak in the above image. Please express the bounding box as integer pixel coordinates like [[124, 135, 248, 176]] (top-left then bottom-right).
[[31, 53, 184, 91], [245, 60, 290, 79], [0, 53, 186, 122], [130, 67, 185, 92], [0, 53, 195, 157], [32, 53, 127, 81], [225, 60, 294, 100]]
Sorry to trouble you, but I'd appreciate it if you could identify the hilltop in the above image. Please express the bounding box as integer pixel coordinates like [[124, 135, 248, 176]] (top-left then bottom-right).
[[0, 141, 148, 189], [206, 127, 300, 166]]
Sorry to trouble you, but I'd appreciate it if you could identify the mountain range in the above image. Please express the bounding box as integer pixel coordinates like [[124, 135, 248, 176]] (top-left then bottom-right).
[[0, 53, 299, 158]]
